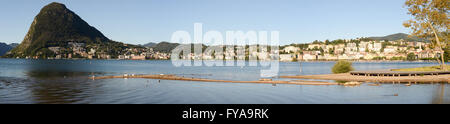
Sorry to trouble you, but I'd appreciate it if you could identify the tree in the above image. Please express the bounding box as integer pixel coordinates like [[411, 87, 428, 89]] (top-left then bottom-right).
[[325, 40, 330, 45], [331, 60, 354, 74], [403, 0, 448, 70], [445, 47, 450, 62], [407, 53, 417, 61]]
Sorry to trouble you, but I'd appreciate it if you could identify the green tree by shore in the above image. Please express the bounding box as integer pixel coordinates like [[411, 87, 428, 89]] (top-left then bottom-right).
[[332, 60, 354, 74]]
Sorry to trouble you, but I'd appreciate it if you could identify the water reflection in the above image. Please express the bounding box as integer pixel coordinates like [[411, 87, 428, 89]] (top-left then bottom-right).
[[0, 59, 448, 104], [26, 71, 90, 79], [432, 84, 450, 104], [29, 79, 87, 104], [21, 60, 100, 104]]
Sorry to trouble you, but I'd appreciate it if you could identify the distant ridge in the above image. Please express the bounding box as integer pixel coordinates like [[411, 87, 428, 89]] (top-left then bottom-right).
[[8, 43, 19, 48], [367, 33, 424, 42], [0, 42, 13, 56], [149, 42, 180, 53], [142, 42, 157, 47]]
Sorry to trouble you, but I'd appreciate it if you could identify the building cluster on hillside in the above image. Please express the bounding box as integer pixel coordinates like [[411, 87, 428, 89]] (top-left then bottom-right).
[[170, 39, 440, 62], [175, 45, 279, 61], [117, 47, 170, 60], [279, 39, 439, 61], [32, 39, 440, 61], [39, 41, 170, 60]]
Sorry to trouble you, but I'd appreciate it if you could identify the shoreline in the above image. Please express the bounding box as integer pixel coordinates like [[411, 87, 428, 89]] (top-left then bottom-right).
[[0, 58, 446, 63]]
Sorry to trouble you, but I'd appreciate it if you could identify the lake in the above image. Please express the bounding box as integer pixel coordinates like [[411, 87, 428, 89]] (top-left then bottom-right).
[[0, 58, 448, 104]]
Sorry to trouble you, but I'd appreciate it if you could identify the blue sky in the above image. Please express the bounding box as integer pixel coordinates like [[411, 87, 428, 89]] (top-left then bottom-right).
[[0, 0, 411, 45]]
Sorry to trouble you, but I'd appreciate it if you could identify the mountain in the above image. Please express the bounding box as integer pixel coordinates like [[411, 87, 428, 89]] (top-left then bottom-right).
[[6, 2, 119, 58], [367, 33, 424, 42], [8, 43, 19, 48], [0, 42, 19, 56], [142, 42, 157, 47], [150, 42, 180, 53], [0, 42, 13, 56]]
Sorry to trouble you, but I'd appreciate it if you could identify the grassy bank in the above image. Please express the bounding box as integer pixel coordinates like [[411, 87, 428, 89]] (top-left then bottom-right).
[[392, 65, 450, 72]]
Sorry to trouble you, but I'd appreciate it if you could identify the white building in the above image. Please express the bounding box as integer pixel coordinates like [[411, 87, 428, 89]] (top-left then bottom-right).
[[48, 47, 61, 54], [280, 54, 295, 61], [345, 43, 358, 53], [384, 46, 398, 53], [283, 46, 300, 53], [372, 43, 382, 52]]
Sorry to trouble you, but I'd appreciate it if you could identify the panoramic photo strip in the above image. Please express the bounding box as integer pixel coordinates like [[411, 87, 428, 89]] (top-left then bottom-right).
[[0, 0, 448, 122]]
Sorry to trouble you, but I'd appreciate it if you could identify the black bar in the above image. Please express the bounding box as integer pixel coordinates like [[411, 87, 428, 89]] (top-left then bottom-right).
[[1, 104, 442, 123]]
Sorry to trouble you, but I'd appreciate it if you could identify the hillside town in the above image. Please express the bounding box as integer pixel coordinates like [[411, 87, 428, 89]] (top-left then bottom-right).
[[5, 38, 442, 62], [176, 38, 441, 62], [58, 42, 171, 60], [277, 39, 440, 62], [11, 41, 170, 60]]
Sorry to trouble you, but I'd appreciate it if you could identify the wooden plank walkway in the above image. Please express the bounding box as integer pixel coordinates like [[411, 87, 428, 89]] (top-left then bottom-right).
[[350, 70, 450, 77], [281, 73, 450, 83]]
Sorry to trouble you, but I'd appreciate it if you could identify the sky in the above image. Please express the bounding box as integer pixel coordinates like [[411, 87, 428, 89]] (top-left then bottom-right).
[[0, 0, 412, 45]]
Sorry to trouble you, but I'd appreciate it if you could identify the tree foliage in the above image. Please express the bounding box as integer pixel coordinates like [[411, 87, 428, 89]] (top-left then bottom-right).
[[407, 53, 417, 61], [445, 47, 450, 62], [403, 0, 448, 69], [331, 60, 354, 74]]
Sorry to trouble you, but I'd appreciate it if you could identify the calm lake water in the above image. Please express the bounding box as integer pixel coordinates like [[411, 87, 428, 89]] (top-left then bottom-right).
[[0, 58, 448, 104]]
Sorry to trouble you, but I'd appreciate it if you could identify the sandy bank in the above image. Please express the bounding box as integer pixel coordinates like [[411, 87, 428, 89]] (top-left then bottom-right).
[[91, 74, 339, 85]]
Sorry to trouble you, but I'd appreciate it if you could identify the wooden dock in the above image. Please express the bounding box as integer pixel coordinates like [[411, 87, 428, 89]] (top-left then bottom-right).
[[281, 73, 450, 83], [350, 70, 450, 77]]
